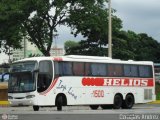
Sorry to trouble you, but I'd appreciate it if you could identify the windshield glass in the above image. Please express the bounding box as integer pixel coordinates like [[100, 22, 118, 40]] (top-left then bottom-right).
[[11, 61, 37, 72], [8, 61, 37, 93], [8, 72, 35, 93]]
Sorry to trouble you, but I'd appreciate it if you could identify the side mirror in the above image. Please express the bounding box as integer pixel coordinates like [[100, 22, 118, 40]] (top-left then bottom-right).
[[33, 68, 39, 73], [2, 73, 9, 82]]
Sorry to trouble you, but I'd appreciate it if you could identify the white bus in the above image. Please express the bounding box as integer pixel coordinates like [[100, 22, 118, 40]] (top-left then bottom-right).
[[8, 55, 156, 111]]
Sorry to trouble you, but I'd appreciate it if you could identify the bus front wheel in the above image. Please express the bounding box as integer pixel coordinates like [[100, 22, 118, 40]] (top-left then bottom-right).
[[56, 96, 63, 111], [33, 105, 39, 111]]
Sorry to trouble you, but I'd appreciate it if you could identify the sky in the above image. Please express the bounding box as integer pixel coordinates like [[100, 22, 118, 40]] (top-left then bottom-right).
[[112, 0, 160, 41], [0, 0, 160, 64]]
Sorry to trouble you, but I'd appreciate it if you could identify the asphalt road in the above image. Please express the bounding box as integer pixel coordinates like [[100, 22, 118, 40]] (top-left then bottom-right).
[[0, 104, 160, 120]]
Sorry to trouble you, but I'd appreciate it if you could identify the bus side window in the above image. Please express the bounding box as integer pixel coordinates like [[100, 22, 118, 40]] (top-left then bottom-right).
[[130, 65, 138, 77], [54, 62, 63, 78], [124, 65, 130, 77], [108, 64, 123, 77], [108, 64, 115, 76], [98, 64, 107, 76], [73, 62, 84, 76], [139, 65, 152, 77], [114, 64, 123, 76], [62, 62, 73, 76], [37, 61, 53, 92], [91, 63, 107, 76], [124, 65, 138, 77], [85, 63, 91, 76]]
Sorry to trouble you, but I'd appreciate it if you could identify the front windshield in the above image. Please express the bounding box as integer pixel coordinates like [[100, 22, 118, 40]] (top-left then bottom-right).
[[8, 61, 37, 93], [11, 61, 37, 72], [8, 72, 35, 93]]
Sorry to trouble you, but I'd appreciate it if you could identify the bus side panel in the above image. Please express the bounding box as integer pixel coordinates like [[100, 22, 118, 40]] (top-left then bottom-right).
[[52, 77, 155, 106], [36, 77, 156, 106]]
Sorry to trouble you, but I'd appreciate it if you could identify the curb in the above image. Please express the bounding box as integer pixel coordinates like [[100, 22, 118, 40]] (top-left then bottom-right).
[[0, 101, 10, 106], [148, 100, 160, 104]]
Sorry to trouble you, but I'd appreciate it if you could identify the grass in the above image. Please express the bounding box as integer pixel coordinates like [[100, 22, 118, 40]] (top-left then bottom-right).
[[156, 82, 160, 100]]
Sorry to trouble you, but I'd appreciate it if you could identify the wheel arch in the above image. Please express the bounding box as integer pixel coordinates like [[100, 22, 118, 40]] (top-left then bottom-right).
[[114, 93, 123, 100]]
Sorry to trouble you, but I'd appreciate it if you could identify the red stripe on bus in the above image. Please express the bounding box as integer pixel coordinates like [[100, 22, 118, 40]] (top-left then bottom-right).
[[40, 78, 58, 95], [53, 57, 63, 61]]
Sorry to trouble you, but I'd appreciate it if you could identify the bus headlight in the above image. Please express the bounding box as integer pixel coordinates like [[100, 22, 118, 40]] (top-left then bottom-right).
[[8, 96, 13, 99], [26, 95, 35, 99]]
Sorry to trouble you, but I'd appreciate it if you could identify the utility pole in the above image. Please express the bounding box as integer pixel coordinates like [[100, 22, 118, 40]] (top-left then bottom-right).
[[8, 46, 11, 63], [24, 37, 26, 58], [108, 0, 112, 58]]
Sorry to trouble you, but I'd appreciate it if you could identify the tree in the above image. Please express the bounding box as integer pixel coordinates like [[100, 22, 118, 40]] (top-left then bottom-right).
[[113, 31, 160, 62], [64, 40, 80, 55], [135, 33, 160, 62], [65, 30, 160, 62], [0, 0, 109, 56], [64, 4, 123, 57], [112, 30, 136, 60], [0, 0, 24, 54], [67, 1, 122, 56]]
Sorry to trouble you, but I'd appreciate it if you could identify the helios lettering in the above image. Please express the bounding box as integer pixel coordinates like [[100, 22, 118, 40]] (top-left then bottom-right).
[[82, 78, 153, 87]]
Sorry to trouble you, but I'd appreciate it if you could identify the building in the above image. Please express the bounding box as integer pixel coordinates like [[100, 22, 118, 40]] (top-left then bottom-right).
[[11, 39, 64, 61], [11, 39, 43, 61], [50, 46, 64, 56]]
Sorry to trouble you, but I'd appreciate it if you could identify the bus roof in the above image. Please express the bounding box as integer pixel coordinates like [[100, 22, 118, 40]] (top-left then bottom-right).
[[13, 55, 153, 65]]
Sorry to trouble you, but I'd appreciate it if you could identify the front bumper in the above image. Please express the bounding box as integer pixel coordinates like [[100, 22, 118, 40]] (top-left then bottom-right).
[[8, 97, 36, 106]]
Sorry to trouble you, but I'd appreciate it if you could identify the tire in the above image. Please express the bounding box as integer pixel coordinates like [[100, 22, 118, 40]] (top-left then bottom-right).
[[33, 105, 39, 111], [90, 105, 99, 110], [122, 94, 134, 109], [101, 105, 113, 109], [113, 94, 122, 109], [56, 96, 63, 111]]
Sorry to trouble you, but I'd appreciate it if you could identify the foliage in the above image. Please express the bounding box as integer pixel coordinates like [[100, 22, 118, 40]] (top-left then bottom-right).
[[1, 0, 160, 62], [156, 82, 160, 100], [28, 53, 42, 57], [65, 30, 160, 62], [67, 0, 122, 56], [0, 0, 109, 56], [0, 0, 24, 54], [64, 40, 80, 55]]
